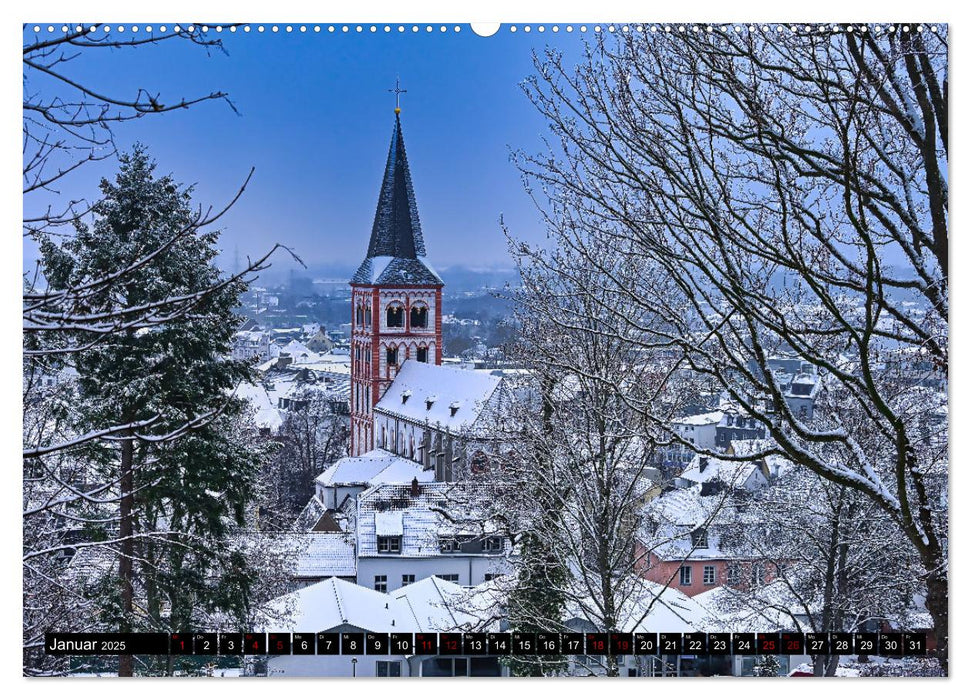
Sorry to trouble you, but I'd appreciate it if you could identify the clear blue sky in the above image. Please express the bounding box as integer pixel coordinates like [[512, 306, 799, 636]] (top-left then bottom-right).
[[25, 27, 589, 279]]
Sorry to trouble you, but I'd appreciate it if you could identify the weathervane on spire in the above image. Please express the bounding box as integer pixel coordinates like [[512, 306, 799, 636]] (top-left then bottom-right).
[[389, 76, 407, 114]]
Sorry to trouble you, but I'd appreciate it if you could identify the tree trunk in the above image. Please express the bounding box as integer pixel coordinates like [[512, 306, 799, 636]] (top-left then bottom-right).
[[118, 436, 134, 678], [925, 561, 948, 675]]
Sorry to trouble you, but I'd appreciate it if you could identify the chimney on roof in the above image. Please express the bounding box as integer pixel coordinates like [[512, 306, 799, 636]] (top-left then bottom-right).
[[411, 477, 420, 497]]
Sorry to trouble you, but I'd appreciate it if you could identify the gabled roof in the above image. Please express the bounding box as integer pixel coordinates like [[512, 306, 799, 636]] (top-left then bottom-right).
[[260, 576, 496, 636], [351, 115, 443, 287], [375, 361, 503, 435], [315, 448, 435, 488], [261, 577, 413, 633]]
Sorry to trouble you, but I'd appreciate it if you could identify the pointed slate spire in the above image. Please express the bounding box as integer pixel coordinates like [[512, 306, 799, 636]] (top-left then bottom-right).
[[352, 114, 443, 286], [368, 114, 425, 259]]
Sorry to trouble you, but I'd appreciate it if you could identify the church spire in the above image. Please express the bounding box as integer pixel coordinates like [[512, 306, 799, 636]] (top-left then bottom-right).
[[352, 111, 443, 286], [367, 114, 425, 259]]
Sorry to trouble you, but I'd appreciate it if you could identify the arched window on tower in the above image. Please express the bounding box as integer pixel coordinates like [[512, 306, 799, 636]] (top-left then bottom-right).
[[416, 346, 428, 363], [364, 306, 372, 327], [386, 346, 398, 367], [356, 305, 364, 326], [386, 304, 404, 328], [410, 305, 428, 329]]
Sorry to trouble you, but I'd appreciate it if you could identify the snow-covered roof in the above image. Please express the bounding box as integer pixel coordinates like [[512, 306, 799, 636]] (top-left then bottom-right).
[[392, 576, 484, 632], [261, 577, 414, 633], [375, 361, 503, 434], [295, 495, 327, 531], [279, 339, 315, 360], [678, 454, 765, 490], [315, 449, 435, 488], [234, 382, 274, 412], [694, 582, 810, 633], [293, 533, 356, 578], [375, 510, 404, 537], [672, 411, 724, 427], [233, 381, 285, 430], [357, 482, 505, 558], [564, 578, 716, 633], [261, 576, 496, 638]]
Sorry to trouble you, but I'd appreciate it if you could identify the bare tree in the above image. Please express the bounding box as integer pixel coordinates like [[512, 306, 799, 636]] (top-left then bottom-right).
[[516, 24, 948, 671], [492, 224, 699, 676]]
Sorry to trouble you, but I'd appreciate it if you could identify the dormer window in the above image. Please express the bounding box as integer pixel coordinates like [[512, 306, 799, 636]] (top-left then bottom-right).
[[449, 401, 461, 417], [387, 305, 404, 328], [378, 536, 401, 554], [691, 529, 709, 549], [426, 395, 437, 410], [401, 390, 412, 404]]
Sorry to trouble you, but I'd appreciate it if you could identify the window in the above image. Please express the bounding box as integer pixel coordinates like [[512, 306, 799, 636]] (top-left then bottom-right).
[[483, 573, 496, 582], [416, 346, 428, 363], [726, 562, 741, 586], [402, 574, 415, 586], [437, 574, 460, 583], [410, 306, 428, 328], [386, 305, 404, 327], [483, 536, 504, 553], [751, 562, 765, 588], [376, 660, 401, 677], [386, 346, 398, 367], [377, 536, 401, 554], [374, 575, 387, 593], [703, 565, 716, 585], [679, 565, 692, 586], [439, 537, 458, 553], [691, 529, 708, 548], [422, 657, 468, 677]]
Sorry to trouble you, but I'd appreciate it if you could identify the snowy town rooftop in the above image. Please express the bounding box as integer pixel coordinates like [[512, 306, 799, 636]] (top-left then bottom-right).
[[315, 449, 435, 489], [375, 361, 503, 433], [357, 482, 506, 558]]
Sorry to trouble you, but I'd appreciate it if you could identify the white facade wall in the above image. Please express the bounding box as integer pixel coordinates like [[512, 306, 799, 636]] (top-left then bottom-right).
[[268, 652, 416, 677], [376, 288, 438, 381], [672, 421, 719, 451], [357, 555, 510, 593], [317, 482, 367, 513]]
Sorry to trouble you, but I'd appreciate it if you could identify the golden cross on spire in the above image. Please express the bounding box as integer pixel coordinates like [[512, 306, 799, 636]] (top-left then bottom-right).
[[389, 76, 407, 114]]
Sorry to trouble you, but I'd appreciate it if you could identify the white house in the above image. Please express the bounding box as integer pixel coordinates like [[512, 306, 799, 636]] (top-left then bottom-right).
[[356, 481, 512, 594], [312, 448, 435, 516]]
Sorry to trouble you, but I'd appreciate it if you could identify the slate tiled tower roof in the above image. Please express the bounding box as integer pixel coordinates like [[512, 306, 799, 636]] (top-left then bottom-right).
[[352, 114, 443, 286], [349, 110, 444, 457]]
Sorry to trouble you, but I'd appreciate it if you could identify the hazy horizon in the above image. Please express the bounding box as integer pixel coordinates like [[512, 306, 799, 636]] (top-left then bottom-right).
[[23, 26, 589, 275]]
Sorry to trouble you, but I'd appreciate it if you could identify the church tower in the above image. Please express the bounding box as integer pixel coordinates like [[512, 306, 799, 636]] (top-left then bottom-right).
[[349, 108, 444, 456]]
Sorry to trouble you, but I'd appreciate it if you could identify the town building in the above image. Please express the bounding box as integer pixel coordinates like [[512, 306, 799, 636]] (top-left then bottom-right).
[[355, 481, 511, 593]]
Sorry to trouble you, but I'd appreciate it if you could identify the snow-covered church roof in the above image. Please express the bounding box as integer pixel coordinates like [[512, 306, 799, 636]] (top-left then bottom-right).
[[375, 361, 503, 435]]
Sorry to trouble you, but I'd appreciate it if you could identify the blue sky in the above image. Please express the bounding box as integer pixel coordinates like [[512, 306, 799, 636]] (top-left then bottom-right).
[[24, 26, 589, 279]]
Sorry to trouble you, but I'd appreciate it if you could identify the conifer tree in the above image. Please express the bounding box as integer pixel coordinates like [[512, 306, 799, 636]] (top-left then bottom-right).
[[40, 146, 263, 676]]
